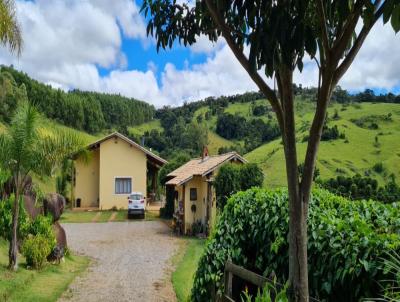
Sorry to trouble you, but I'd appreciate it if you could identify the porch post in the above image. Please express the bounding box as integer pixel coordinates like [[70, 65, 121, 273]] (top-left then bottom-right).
[[182, 184, 186, 234], [152, 169, 158, 198]]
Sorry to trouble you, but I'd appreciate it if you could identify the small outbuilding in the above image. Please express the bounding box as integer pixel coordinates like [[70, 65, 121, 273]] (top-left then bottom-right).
[[72, 132, 167, 210], [166, 148, 246, 234]]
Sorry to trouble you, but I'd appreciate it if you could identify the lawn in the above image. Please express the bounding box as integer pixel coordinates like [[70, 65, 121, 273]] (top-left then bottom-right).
[[60, 210, 101, 223], [172, 238, 206, 302], [0, 238, 89, 302], [60, 209, 160, 223]]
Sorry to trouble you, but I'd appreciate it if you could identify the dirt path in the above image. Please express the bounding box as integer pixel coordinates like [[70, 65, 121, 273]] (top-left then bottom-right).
[[108, 212, 117, 222], [90, 212, 101, 222], [59, 221, 179, 302]]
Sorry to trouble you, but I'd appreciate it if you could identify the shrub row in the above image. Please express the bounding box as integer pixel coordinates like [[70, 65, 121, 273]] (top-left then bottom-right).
[[191, 188, 400, 301]]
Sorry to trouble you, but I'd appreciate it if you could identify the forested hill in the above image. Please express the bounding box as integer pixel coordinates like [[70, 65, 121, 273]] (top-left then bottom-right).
[[0, 65, 155, 133], [127, 88, 400, 189]]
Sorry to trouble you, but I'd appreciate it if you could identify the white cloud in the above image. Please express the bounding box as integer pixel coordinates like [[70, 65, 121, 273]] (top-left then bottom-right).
[[189, 35, 225, 54], [0, 0, 146, 93], [0, 1, 399, 108], [339, 21, 400, 91], [159, 45, 258, 104], [99, 69, 166, 107], [86, 0, 147, 40]]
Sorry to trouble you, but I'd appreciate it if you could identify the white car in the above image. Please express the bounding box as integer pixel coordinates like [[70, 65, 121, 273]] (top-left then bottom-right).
[[128, 192, 146, 219]]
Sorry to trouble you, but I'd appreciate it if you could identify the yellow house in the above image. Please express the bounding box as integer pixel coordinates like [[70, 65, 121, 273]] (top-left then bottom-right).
[[72, 132, 167, 210], [165, 149, 246, 234]]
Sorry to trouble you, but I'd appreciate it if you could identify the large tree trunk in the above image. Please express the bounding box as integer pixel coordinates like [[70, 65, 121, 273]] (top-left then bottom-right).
[[278, 68, 309, 302], [8, 185, 19, 271]]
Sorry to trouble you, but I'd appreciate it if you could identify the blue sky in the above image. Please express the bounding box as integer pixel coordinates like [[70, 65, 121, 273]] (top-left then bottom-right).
[[0, 0, 399, 107]]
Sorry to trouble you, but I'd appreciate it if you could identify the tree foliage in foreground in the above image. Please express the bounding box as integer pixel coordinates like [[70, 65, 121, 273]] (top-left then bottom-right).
[[0, 101, 86, 270], [192, 188, 400, 301], [142, 1, 400, 299], [0, 0, 22, 54]]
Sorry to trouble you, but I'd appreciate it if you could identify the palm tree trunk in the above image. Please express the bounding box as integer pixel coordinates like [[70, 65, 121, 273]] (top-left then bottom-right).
[[8, 177, 19, 271]]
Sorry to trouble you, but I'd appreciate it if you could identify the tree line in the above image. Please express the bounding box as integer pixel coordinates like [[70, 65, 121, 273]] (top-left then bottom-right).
[[294, 84, 400, 104], [0, 66, 155, 133]]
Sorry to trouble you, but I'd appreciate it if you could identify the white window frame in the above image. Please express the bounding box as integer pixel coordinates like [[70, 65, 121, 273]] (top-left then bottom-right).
[[114, 176, 132, 195]]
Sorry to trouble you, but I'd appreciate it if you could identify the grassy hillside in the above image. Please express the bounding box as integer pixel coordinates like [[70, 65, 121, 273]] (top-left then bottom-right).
[[128, 119, 162, 137], [131, 101, 400, 187], [246, 102, 400, 187]]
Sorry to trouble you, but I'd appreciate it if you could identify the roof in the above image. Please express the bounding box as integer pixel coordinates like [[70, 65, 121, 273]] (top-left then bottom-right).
[[166, 152, 247, 186], [84, 132, 167, 166]]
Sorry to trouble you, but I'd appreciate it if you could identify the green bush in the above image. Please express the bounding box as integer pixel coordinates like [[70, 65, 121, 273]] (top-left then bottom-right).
[[29, 215, 56, 242], [214, 164, 240, 209], [21, 233, 54, 269], [214, 163, 264, 209], [373, 162, 384, 174], [0, 195, 31, 241], [191, 188, 400, 301], [319, 174, 400, 203], [241, 281, 288, 302], [21, 215, 56, 270], [0, 198, 56, 270]]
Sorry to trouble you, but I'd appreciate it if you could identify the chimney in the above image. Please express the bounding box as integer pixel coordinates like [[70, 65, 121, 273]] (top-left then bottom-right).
[[201, 146, 209, 161], [140, 136, 145, 146]]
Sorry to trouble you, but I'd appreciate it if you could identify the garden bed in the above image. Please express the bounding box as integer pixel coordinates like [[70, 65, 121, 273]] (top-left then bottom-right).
[[0, 238, 89, 302]]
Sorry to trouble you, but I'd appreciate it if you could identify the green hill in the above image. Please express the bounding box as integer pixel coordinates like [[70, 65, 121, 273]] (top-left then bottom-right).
[[247, 102, 400, 187], [2, 66, 399, 189], [131, 101, 400, 188]]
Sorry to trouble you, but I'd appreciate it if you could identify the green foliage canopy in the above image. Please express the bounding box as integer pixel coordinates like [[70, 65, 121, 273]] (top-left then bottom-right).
[[192, 188, 400, 301], [214, 163, 264, 209]]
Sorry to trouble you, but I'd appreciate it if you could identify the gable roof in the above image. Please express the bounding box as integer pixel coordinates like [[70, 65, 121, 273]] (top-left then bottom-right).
[[166, 152, 247, 186], [85, 132, 167, 166]]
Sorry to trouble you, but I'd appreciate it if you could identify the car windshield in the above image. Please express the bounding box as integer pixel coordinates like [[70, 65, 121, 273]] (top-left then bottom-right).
[[129, 194, 142, 200]]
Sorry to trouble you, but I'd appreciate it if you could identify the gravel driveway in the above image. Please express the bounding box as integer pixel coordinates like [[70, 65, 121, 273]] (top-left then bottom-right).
[[59, 221, 179, 302]]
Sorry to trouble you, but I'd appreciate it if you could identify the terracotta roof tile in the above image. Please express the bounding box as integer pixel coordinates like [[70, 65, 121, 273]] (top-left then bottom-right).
[[166, 152, 246, 186]]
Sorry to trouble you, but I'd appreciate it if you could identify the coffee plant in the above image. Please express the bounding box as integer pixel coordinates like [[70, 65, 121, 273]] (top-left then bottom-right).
[[191, 188, 400, 301]]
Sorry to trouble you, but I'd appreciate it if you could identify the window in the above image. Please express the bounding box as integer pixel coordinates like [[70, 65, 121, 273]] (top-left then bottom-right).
[[115, 178, 132, 194], [190, 188, 197, 201], [129, 193, 142, 200]]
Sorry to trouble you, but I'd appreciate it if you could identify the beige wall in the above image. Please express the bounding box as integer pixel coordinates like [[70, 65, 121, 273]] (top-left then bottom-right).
[[182, 175, 215, 234], [74, 149, 100, 207], [99, 137, 147, 210], [177, 159, 243, 234]]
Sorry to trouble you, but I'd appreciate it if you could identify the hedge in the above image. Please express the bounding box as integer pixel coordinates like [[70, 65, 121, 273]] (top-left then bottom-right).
[[191, 188, 400, 301]]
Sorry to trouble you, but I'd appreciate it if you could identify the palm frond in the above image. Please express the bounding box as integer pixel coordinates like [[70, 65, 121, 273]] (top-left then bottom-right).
[[0, 0, 22, 55], [0, 132, 12, 167], [9, 102, 40, 174], [34, 128, 87, 176]]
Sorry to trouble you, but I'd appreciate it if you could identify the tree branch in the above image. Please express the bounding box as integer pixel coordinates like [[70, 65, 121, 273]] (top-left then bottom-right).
[[333, 1, 386, 85], [316, 0, 331, 58], [300, 71, 333, 208], [204, 0, 284, 130], [331, 0, 364, 61]]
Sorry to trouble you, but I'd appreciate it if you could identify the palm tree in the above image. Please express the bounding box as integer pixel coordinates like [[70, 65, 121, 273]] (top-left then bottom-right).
[[0, 101, 86, 270], [0, 0, 22, 54]]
